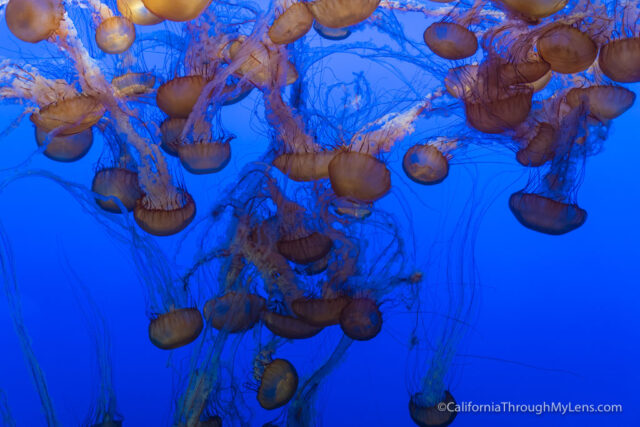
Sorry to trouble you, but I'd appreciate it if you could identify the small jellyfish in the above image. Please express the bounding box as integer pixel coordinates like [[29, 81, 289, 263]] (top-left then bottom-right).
[[257, 359, 299, 410], [498, 0, 567, 20], [331, 198, 373, 219], [133, 189, 196, 236], [91, 167, 143, 213], [409, 390, 457, 427], [156, 75, 207, 119], [30, 95, 105, 136], [291, 296, 351, 327], [599, 37, 640, 83], [339, 298, 382, 341], [313, 21, 351, 41], [159, 118, 187, 156], [272, 151, 337, 182], [308, 0, 380, 29], [509, 191, 587, 235], [423, 22, 478, 60], [515, 122, 556, 167], [268, 3, 314, 45], [95, 16, 136, 55], [464, 87, 533, 134], [203, 292, 266, 333], [565, 85, 636, 122], [277, 231, 333, 265], [261, 311, 324, 339], [5, 0, 63, 43], [499, 60, 552, 93], [148, 307, 204, 350], [536, 25, 597, 74], [403, 144, 449, 185], [141, 0, 210, 22], [328, 151, 391, 203], [117, 0, 163, 26], [177, 138, 232, 175], [35, 126, 93, 162], [112, 72, 156, 97]]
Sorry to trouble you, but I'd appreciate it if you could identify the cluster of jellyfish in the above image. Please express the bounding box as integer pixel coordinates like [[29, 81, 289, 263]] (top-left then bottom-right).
[[0, 0, 637, 425]]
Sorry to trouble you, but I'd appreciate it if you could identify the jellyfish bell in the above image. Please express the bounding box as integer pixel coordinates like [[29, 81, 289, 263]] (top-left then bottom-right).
[[156, 75, 207, 119], [272, 150, 337, 182], [177, 138, 232, 175], [117, 0, 163, 26], [95, 16, 136, 55], [30, 96, 105, 136], [509, 192, 587, 235], [500, 60, 552, 93], [313, 21, 351, 41], [403, 144, 449, 185], [133, 190, 196, 236], [423, 22, 478, 60], [498, 0, 567, 20], [328, 151, 391, 203], [515, 122, 556, 167], [203, 292, 266, 333], [565, 85, 636, 122], [35, 126, 93, 162], [91, 167, 143, 213], [141, 0, 210, 22], [5, 0, 63, 43], [227, 38, 298, 87], [308, 0, 380, 29], [112, 72, 156, 97], [257, 359, 299, 410], [537, 25, 597, 74], [599, 37, 640, 83], [277, 231, 333, 265], [409, 391, 457, 427], [261, 311, 324, 339], [331, 198, 373, 219], [464, 86, 533, 134], [444, 64, 478, 99], [291, 296, 351, 327], [296, 252, 330, 276], [222, 80, 253, 106], [268, 3, 314, 45], [160, 118, 187, 156], [339, 298, 382, 341], [148, 307, 204, 350]]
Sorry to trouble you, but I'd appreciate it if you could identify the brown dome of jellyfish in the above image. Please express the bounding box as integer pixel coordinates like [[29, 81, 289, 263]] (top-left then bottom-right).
[[403, 144, 449, 185], [516, 122, 556, 167], [91, 168, 143, 213], [313, 21, 351, 41], [500, 60, 552, 93], [268, 3, 313, 45], [141, 0, 210, 22], [339, 298, 382, 341], [35, 126, 93, 162], [565, 85, 636, 122], [95, 16, 136, 55], [117, 0, 163, 26], [599, 38, 640, 83], [261, 311, 323, 339], [148, 307, 204, 350], [177, 139, 231, 175], [537, 25, 597, 74], [203, 292, 266, 333], [277, 232, 333, 265], [156, 76, 207, 119], [257, 359, 299, 410], [133, 190, 196, 236], [112, 72, 156, 97], [291, 296, 351, 327], [509, 192, 587, 235], [423, 23, 478, 60], [332, 198, 373, 219], [30, 96, 105, 136], [465, 87, 533, 134], [160, 118, 187, 156], [328, 151, 391, 203], [309, 0, 380, 29], [5, 0, 63, 43], [498, 0, 567, 20], [272, 151, 337, 182], [409, 391, 457, 427]]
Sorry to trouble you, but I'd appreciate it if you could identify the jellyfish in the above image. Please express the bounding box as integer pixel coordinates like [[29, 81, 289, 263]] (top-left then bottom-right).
[[536, 24, 597, 74], [599, 37, 640, 83], [30, 95, 105, 136], [117, 0, 163, 26], [92, 167, 142, 213], [313, 21, 351, 40], [160, 118, 187, 156], [422, 1, 483, 61], [95, 16, 136, 55], [565, 85, 636, 122], [268, 2, 314, 45], [339, 297, 382, 341], [35, 125, 93, 162], [291, 296, 351, 327], [403, 143, 449, 185], [308, 0, 380, 29], [257, 358, 299, 410], [156, 75, 208, 119], [112, 72, 156, 98], [133, 189, 197, 236], [5, 0, 63, 43], [496, 0, 567, 21], [141, 0, 210, 22], [261, 310, 324, 339], [509, 191, 587, 235], [515, 122, 556, 167], [203, 291, 266, 333]]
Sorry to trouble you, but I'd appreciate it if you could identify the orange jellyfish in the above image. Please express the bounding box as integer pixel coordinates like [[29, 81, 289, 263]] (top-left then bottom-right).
[[339, 297, 382, 341], [268, 2, 314, 45], [117, 0, 163, 26], [156, 75, 208, 119], [536, 24, 597, 74], [92, 167, 143, 213], [515, 122, 556, 167], [257, 359, 299, 410], [291, 296, 351, 327], [313, 21, 351, 40], [509, 192, 587, 235], [226, 38, 299, 88], [273, 150, 337, 182], [599, 37, 640, 83], [203, 291, 266, 333], [497, 0, 567, 21], [148, 307, 204, 350], [5, 0, 63, 43], [308, 0, 380, 29], [176, 122, 232, 175], [565, 85, 636, 122], [160, 118, 187, 156], [133, 189, 196, 236], [423, 22, 478, 60], [261, 311, 323, 339], [141, 0, 210, 22], [112, 72, 156, 97], [328, 151, 391, 203], [409, 390, 457, 427], [30, 95, 105, 136], [331, 198, 373, 220], [35, 126, 93, 162], [403, 144, 449, 185], [95, 16, 136, 55]]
